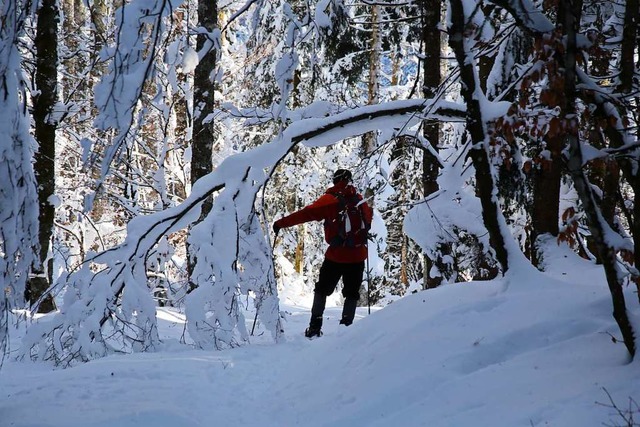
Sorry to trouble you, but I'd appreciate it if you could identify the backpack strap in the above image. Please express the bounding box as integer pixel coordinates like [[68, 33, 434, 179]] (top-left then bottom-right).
[[328, 189, 358, 209], [329, 190, 347, 209]]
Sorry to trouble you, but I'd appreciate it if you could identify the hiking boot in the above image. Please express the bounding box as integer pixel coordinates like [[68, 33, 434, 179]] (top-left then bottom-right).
[[339, 298, 357, 326], [304, 327, 323, 338], [339, 318, 352, 326]]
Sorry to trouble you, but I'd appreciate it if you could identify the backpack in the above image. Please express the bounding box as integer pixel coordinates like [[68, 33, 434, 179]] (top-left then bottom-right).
[[325, 190, 370, 247]]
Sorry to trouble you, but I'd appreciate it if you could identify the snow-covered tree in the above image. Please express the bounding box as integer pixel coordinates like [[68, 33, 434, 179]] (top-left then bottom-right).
[[10, 0, 638, 365], [0, 0, 40, 362]]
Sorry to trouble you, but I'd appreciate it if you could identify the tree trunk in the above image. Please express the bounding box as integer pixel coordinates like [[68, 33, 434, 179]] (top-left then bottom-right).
[[559, 0, 635, 358], [191, 0, 218, 214], [589, 158, 621, 232], [361, 4, 380, 298], [591, 104, 640, 302], [530, 136, 562, 266], [290, 69, 306, 275], [29, 0, 59, 313], [619, 0, 638, 94], [634, 178, 640, 304], [614, 0, 639, 300], [91, 0, 108, 53], [361, 4, 380, 157], [529, 1, 565, 266], [294, 195, 305, 275], [188, 0, 218, 286], [400, 235, 408, 286], [421, 0, 446, 288], [449, 0, 510, 273]]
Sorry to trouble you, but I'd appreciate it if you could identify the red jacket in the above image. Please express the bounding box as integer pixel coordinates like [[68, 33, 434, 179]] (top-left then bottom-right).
[[274, 181, 373, 263]]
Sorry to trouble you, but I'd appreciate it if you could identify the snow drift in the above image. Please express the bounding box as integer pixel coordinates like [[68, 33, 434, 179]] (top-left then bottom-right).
[[2, 245, 639, 427]]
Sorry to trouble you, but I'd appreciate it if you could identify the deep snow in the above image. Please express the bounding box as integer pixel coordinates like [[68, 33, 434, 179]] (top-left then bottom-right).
[[2, 242, 640, 427]]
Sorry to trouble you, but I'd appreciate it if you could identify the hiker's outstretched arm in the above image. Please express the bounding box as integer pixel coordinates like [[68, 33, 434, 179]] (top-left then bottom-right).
[[275, 194, 336, 228]]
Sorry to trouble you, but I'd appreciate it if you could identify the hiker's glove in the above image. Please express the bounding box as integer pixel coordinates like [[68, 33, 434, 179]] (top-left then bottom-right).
[[273, 222, 281, 234]]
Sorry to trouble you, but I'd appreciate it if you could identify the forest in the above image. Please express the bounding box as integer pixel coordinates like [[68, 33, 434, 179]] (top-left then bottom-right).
[[0, 0, 639, 367]]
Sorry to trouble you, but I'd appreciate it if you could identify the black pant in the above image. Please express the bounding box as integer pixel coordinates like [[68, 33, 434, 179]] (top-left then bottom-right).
[[309, 259, 365, 329]]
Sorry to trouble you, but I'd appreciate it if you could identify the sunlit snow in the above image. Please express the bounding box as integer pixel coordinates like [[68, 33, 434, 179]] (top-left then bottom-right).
[[3, 241, 639, 427]]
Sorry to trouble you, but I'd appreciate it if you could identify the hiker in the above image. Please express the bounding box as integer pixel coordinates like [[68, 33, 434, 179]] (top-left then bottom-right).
[[273, 169, 373, 338]]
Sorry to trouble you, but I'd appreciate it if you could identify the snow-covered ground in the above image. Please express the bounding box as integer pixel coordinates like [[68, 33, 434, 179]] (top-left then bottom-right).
[[2, 244, 640, 427]]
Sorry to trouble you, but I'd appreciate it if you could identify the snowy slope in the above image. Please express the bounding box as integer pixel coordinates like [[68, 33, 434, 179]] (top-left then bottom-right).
[[2, 245, 639, 427]]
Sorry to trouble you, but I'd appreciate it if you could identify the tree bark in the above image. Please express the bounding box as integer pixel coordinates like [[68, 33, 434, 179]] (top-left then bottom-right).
[[530, 136, 562, 266], [29, 0, 59, 313], [559, 0, 635, 358], [290, 69, 305, 275], [361, 4, 380, 157], [528, 1, 565, 266], [619, 0, 640, 297], [421, 0, 447, 288], [191, 0, 218, 216], [361, 4, 380, 298], [587, 99, 640, 301], [619, 0, 638, 94], [449, 0, 510, 273], [597, 0, 639, 299], [188, 0, 218, 286]]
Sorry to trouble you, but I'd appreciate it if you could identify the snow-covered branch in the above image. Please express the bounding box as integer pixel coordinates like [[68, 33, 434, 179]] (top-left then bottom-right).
[[486, 0, 554, 34], [22, 96, 461, 363], [0, 0, 39, 363], [92, 0, 182, 195], [448, 0, 533, 276]]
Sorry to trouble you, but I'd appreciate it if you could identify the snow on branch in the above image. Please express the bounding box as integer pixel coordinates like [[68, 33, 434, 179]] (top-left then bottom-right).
[[0, 0, 39, 364], [447, 0, 537, 277], [486, 0, 554, 34], [22, 97, 462, 363], [91, 0, 185, 198]]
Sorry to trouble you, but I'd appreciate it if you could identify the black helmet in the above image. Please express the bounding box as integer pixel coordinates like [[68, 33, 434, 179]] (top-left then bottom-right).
[[332, 169, 352, 184]]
